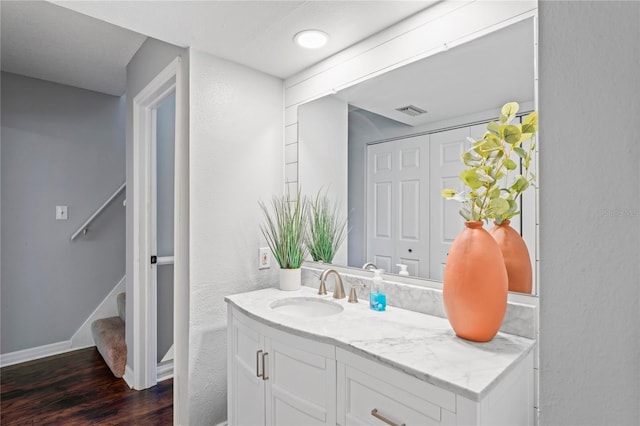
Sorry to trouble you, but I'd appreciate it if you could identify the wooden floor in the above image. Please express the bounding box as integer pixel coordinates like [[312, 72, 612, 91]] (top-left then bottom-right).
[[1, 347, 173, 425]]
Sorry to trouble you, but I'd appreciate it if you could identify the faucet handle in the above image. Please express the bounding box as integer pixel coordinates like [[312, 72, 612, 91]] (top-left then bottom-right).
[[348, 284, 362, 303]]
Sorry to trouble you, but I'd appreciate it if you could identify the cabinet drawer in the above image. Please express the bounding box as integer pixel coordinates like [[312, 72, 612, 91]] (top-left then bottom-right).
[[337, 348, 456, 426], [346, 365, 443, 425]]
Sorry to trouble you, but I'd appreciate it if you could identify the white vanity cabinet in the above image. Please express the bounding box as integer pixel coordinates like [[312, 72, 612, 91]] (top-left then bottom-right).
[[227, 307, 337, 426], [226, 288, 535, 426], [337, 348, 533, 426]]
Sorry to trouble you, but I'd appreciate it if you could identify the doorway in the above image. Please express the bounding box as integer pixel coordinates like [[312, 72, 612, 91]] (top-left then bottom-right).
[[154, 93, 176, 381], [131, 57, 185, 394]]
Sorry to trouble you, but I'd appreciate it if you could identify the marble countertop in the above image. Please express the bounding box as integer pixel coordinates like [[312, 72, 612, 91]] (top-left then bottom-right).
[[225, 286, 535, 401]]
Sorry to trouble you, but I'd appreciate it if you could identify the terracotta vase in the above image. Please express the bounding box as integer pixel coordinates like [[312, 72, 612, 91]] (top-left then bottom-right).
[[489, 220, 532, 294], [443, 221, 508, 342]]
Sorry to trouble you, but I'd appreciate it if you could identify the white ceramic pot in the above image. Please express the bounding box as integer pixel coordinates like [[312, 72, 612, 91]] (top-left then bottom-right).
[[279, 268, 301, 291]]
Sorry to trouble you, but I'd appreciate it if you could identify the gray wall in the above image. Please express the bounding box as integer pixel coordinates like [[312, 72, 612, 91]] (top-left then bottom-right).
[[539, 2, 640, 424], [1, 72, 126, 353]]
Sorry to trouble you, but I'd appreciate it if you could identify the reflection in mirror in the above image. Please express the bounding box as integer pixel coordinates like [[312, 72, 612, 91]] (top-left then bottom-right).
[[298, 18, 537, 294]]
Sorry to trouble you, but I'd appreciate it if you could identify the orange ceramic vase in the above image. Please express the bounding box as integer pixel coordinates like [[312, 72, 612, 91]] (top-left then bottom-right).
[[489, 220, 533, 294], [443, 221, 508, 342]]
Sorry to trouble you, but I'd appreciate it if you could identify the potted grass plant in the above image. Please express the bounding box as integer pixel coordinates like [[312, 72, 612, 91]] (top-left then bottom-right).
[[306, 190, 347, 264], [259, 189, 308, 291], [439, 101, 538, 341]]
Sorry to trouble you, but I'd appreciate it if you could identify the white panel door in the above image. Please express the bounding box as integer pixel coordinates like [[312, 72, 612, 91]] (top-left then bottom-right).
[[429, 127, 470, 281], [395, 135, 429, 278], [366, 143, 395, 273], [367, 137, 429, 277]]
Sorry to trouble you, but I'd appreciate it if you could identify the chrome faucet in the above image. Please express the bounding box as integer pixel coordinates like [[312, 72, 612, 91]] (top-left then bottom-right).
[[319, 269, 346, 299], [362, 262, 377, 271]]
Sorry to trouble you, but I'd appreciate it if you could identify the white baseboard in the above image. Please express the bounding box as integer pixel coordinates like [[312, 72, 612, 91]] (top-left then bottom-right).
[[157, 359, 174, 382], [0, 340, 73, 368], [123, 364, 135, 388], [71, 276, 126, 348]]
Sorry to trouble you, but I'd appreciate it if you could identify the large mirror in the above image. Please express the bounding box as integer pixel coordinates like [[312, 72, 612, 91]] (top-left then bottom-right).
[[298, 18, 538, 294]]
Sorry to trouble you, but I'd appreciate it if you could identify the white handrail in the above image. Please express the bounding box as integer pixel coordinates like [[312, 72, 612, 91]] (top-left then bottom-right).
[[71, 182, 126, 241]]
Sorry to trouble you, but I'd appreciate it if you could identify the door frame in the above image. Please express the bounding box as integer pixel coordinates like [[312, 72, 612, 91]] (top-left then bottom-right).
[[132, 57, 184, 391]]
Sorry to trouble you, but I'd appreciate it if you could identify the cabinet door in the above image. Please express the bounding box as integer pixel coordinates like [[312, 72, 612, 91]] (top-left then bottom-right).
[[228, 313, 266, 426], [265, 333, 336, 426]]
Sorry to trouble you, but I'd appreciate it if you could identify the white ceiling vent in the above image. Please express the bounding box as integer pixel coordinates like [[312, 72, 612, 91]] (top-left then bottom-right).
[[395, 105, 428, 117]]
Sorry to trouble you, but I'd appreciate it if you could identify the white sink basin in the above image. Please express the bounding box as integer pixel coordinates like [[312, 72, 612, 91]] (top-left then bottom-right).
[[270, 297, 344, 318]]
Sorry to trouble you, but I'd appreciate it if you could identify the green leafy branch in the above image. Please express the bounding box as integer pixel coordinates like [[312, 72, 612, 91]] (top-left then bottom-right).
[[442, 102, 539, 223]]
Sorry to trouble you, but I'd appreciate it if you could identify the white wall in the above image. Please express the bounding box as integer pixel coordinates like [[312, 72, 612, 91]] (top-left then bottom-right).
[[538, 2, 640, 424], [188, 49, 282, 425], [298, 95, 348, 265]]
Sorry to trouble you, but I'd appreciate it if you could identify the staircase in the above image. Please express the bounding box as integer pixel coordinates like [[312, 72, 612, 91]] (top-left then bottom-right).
[[91, 292, 127, 377]]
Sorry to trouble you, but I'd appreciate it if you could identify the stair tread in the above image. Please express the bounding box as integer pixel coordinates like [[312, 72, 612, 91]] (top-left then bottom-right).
[[92, 317, 126, 378]]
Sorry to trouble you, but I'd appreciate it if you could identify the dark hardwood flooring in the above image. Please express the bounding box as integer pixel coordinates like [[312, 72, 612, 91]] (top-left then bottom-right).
[[1, 348, 172, 425]]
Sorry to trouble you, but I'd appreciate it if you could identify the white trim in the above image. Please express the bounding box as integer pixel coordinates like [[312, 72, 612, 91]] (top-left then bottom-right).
[[123, 364, 135, 388], [157, 256, 174, 265], [157, 359, 174, 382], [0, 340, 72, 368], [172, 54, 190, 426], [71, 276, 126, 348], [132, 57, 180, 390]]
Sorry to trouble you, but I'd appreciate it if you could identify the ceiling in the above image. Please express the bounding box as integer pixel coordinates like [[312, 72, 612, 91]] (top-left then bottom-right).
[[1, 0, 435, 96], [335, 19, 535, 127], [1, 1, 146, 96]]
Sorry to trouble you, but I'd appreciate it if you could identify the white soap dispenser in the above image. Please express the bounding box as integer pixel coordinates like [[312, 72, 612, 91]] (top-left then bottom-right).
[[396, 264, 409, 276]]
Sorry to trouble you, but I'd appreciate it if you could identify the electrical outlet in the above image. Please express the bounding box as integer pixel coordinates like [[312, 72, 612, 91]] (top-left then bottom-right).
[[56, 205, 68, 220], [259, 247, 271, 269]]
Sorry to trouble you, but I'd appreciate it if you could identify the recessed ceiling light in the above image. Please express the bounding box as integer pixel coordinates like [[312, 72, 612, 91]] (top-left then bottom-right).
[[294, 30, 328, 49]]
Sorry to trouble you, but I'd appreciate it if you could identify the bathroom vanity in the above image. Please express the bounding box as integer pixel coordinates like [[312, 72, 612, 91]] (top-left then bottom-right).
[[226, 286, 535, 426]]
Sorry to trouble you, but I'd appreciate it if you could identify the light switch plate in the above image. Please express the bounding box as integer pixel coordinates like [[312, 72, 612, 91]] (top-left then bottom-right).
[[56, 205, 68, 220]]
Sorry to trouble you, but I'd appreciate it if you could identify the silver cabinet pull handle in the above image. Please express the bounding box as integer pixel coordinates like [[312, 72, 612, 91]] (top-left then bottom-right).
[[371, 409, 405, 426], [262, 352, 269, 380], [256, 350, 263, 378]]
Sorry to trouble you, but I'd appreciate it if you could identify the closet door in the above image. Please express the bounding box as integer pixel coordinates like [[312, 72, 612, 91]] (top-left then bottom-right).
[[395, 135, 429, 278], [429, 127, 470, 281], [366, 142, 395, 273], [366, 136, 429, 277]]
